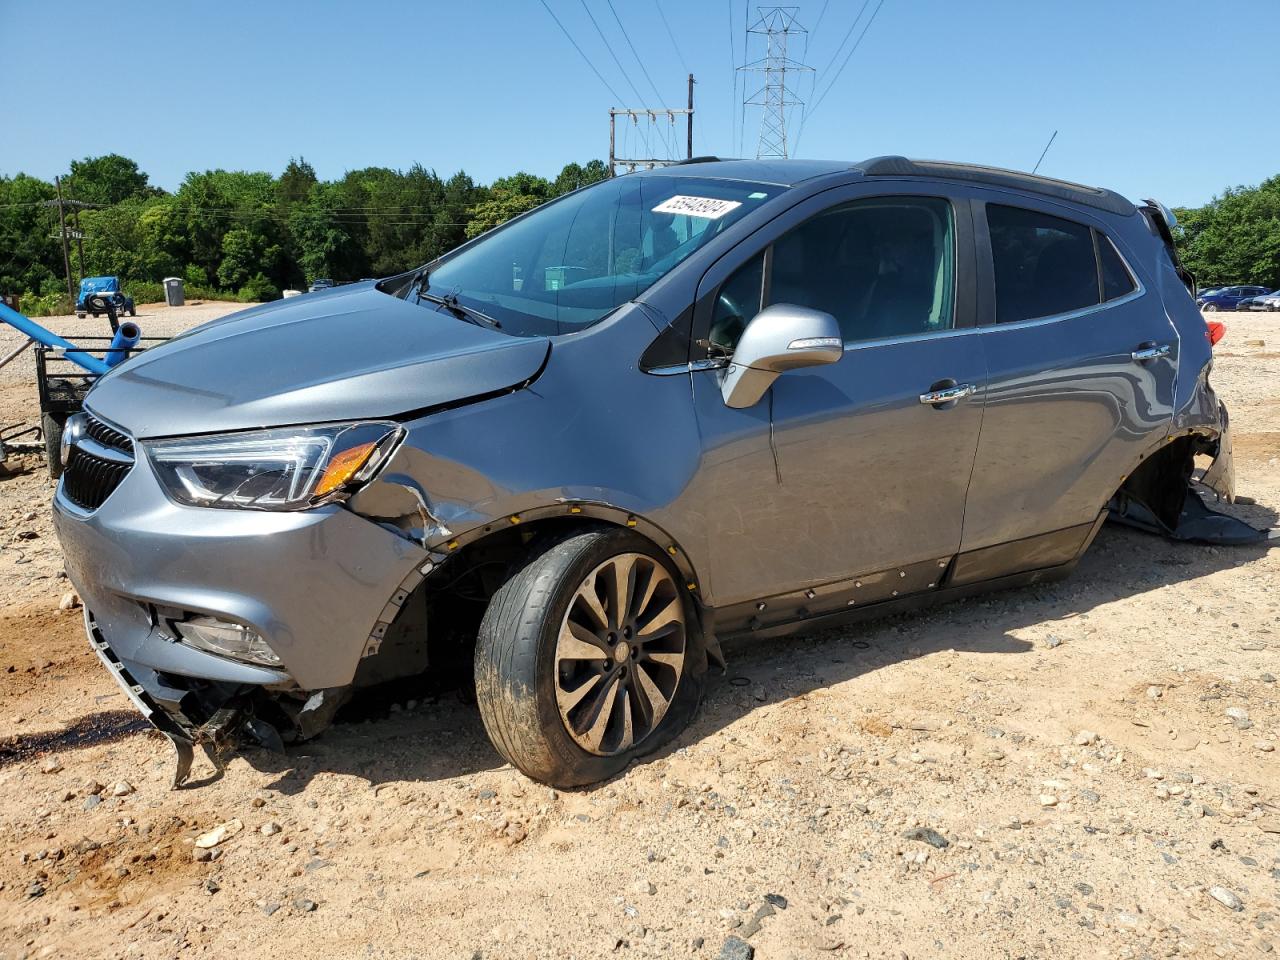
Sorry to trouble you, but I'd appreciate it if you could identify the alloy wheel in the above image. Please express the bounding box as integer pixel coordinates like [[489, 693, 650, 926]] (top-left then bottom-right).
[[554, 552, 687, 756]]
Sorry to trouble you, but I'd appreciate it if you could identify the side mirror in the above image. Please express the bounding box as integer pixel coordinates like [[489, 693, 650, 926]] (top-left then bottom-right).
[[720, 303, 843, 409]]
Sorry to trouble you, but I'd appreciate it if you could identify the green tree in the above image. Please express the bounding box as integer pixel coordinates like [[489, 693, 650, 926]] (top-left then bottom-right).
[[277, 157, 318, 205], [465, 171, 553, 239], [552, 159, 608, 196], [0, 174, 59, 294], [1174, 175, 1280, 289], [65, 154, 156, 205]]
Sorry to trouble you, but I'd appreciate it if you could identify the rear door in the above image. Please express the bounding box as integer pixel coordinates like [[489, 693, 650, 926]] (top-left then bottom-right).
[[688, 182, 987, 608], [957, 194, 1177, 580]]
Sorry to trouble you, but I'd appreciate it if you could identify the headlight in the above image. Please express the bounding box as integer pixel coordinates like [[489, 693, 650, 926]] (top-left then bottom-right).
[[144, 421, 402, 510]]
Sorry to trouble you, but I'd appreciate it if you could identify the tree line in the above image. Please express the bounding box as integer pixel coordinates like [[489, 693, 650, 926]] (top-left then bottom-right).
[[0, 154, 607, 314], [1174, 174, 1280, 290], [3, 154, 1278, 315]]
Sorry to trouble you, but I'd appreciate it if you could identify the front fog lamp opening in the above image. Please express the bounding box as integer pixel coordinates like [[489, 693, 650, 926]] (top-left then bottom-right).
[[145, 421, 402, 511], [172, 616, 282, 668]]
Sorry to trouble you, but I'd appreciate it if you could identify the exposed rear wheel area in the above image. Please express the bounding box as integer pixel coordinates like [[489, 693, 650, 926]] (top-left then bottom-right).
[[474, 526, 704, 787]]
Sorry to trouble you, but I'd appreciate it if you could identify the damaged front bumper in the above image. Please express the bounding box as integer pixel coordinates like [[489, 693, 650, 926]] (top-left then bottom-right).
[[52, 446, 430, 786], [1110, 401, 1273, 545]]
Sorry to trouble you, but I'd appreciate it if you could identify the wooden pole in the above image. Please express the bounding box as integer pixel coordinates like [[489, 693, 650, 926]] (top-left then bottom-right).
[[54, 176, 74, 301]]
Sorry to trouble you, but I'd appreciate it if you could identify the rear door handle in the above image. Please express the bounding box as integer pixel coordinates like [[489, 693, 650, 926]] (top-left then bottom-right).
[[918, 382, 976, 406], [1131, 342, 1171, 362]]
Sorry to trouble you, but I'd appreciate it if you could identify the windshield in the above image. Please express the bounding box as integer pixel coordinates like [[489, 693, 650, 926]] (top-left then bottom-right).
[[418, 175, 784, 336]]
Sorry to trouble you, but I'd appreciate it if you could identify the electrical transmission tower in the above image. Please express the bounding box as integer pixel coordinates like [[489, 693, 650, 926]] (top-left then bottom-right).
[[738, 7, 812, 159]]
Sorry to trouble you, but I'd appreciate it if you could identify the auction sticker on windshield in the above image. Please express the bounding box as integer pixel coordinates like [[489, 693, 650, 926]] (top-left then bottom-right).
[[652, 195, 743, 219]]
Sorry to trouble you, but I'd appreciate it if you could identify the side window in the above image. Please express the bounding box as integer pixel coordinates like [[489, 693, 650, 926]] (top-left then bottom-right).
[[769, 197, 955, 344], [708, 251, 765, 353], [988, 204, 1099, 323], [1096, 232, 1137, 301]]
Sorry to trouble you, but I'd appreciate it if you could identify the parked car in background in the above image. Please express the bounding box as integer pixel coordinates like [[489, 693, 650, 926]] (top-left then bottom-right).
[[54, 157, 1251, 789], [1259, 290, 1280, 311], [308, 278, 335, 293], [1241, 289, 1280, 311], [76, 276, 135, 319], [1196, 285, 1270, 311]]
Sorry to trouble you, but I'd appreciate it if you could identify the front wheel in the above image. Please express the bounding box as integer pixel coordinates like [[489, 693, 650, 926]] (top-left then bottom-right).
[[474, 527, 705, 787], [1203, 303, 1218, 312]]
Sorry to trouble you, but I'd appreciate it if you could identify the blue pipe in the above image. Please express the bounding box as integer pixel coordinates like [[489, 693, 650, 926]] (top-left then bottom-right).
[[104, 321, 141, 368], [0, 301, 109, 374]]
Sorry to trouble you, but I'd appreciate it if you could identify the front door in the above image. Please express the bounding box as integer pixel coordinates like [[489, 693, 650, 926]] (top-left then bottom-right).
[[689, 188, 986, 609]]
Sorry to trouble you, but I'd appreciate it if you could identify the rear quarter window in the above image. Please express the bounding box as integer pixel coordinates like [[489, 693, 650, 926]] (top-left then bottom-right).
[[1096, 232, 1137, 301]]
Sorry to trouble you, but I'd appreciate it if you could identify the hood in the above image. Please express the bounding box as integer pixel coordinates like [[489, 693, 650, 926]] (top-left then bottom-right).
[[85, 282, 550, 438]]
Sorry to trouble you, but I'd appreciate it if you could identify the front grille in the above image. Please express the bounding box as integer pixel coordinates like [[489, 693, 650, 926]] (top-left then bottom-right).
[[84, 414, 132, 454], [62, 413, 135, 511]]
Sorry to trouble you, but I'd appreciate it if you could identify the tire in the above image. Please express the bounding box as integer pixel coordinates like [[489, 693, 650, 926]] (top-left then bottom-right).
[[76, 313, 86, 319], [1203, 303, 1218, 312], [474, 526, 707, 787], [129, 306, 136, 317], [42, 412, 66, 480]]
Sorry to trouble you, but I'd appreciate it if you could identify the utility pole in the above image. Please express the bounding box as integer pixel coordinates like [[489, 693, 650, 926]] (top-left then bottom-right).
[[608, 73, 695, 177], [72, 205, 86, 281], [687, 72, 694, 161], [53, 176, 74, 301], [738, 7, 812, 159]]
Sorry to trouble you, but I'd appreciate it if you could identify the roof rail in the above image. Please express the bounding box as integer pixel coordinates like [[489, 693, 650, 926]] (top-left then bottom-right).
[[855, 156, 1135, 217], [674, 156, 732, 165]]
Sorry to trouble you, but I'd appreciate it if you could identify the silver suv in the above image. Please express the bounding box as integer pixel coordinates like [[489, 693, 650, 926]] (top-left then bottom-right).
[[54, 157, 1248, 788]]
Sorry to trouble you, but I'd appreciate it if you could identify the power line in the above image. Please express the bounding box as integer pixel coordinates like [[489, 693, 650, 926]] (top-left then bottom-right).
[[606, 0, 678, 158], [728, 0, 737, 156], [536, 0, 627, 106], [739, 0, 749, 156], [796, 0, 887, 150], [804, 0, 830, 61], [812, 0, 873, 89], [652, 0, 690, 74], [579, 0, 657, 159]]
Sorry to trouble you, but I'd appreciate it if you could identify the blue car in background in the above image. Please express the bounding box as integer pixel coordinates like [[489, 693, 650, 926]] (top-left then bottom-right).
[[1196, 284, 1270, 311], [75, 276, 136, 319]]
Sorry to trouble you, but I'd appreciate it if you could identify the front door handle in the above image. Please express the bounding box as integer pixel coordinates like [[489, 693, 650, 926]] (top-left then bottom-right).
[[1131, 342, 1171, 362], [918, 382, 976, 406]]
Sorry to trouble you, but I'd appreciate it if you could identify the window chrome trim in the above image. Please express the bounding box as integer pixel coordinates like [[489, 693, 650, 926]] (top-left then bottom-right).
[[647, 357, 730, 376]]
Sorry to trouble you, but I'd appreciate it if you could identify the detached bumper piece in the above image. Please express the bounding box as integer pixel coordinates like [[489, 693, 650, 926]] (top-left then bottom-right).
[[1111, 486, 1272, 545], [1109, 407, 1272, 546], [86, 612, 283, 788]]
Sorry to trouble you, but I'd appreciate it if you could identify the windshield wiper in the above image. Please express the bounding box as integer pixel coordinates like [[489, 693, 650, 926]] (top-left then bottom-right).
[[417, 288, 502, 329]]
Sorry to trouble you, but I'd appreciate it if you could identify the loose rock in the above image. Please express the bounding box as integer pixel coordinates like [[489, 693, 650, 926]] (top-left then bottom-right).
[[195, 818, 244, 849], [717, 936, 753, 960], [1208, 886, 1244, 911], [901, 826, 950, 849]]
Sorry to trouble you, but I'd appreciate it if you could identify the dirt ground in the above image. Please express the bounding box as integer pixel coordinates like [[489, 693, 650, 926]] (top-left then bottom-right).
[[1, 303, 1277, 960]]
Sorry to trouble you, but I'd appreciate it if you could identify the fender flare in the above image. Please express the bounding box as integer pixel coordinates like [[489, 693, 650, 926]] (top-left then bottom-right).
[[425, 500, 707, 599]]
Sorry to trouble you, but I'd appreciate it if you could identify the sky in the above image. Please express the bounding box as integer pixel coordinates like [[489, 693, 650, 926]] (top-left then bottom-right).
[[2, 0, 1278, 208]]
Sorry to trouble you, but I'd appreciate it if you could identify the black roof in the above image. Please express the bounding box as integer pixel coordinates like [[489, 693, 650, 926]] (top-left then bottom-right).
[[635, 155, 1136, 216], [639, 157, 850, 186], [855, 156, 1136, 217]]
